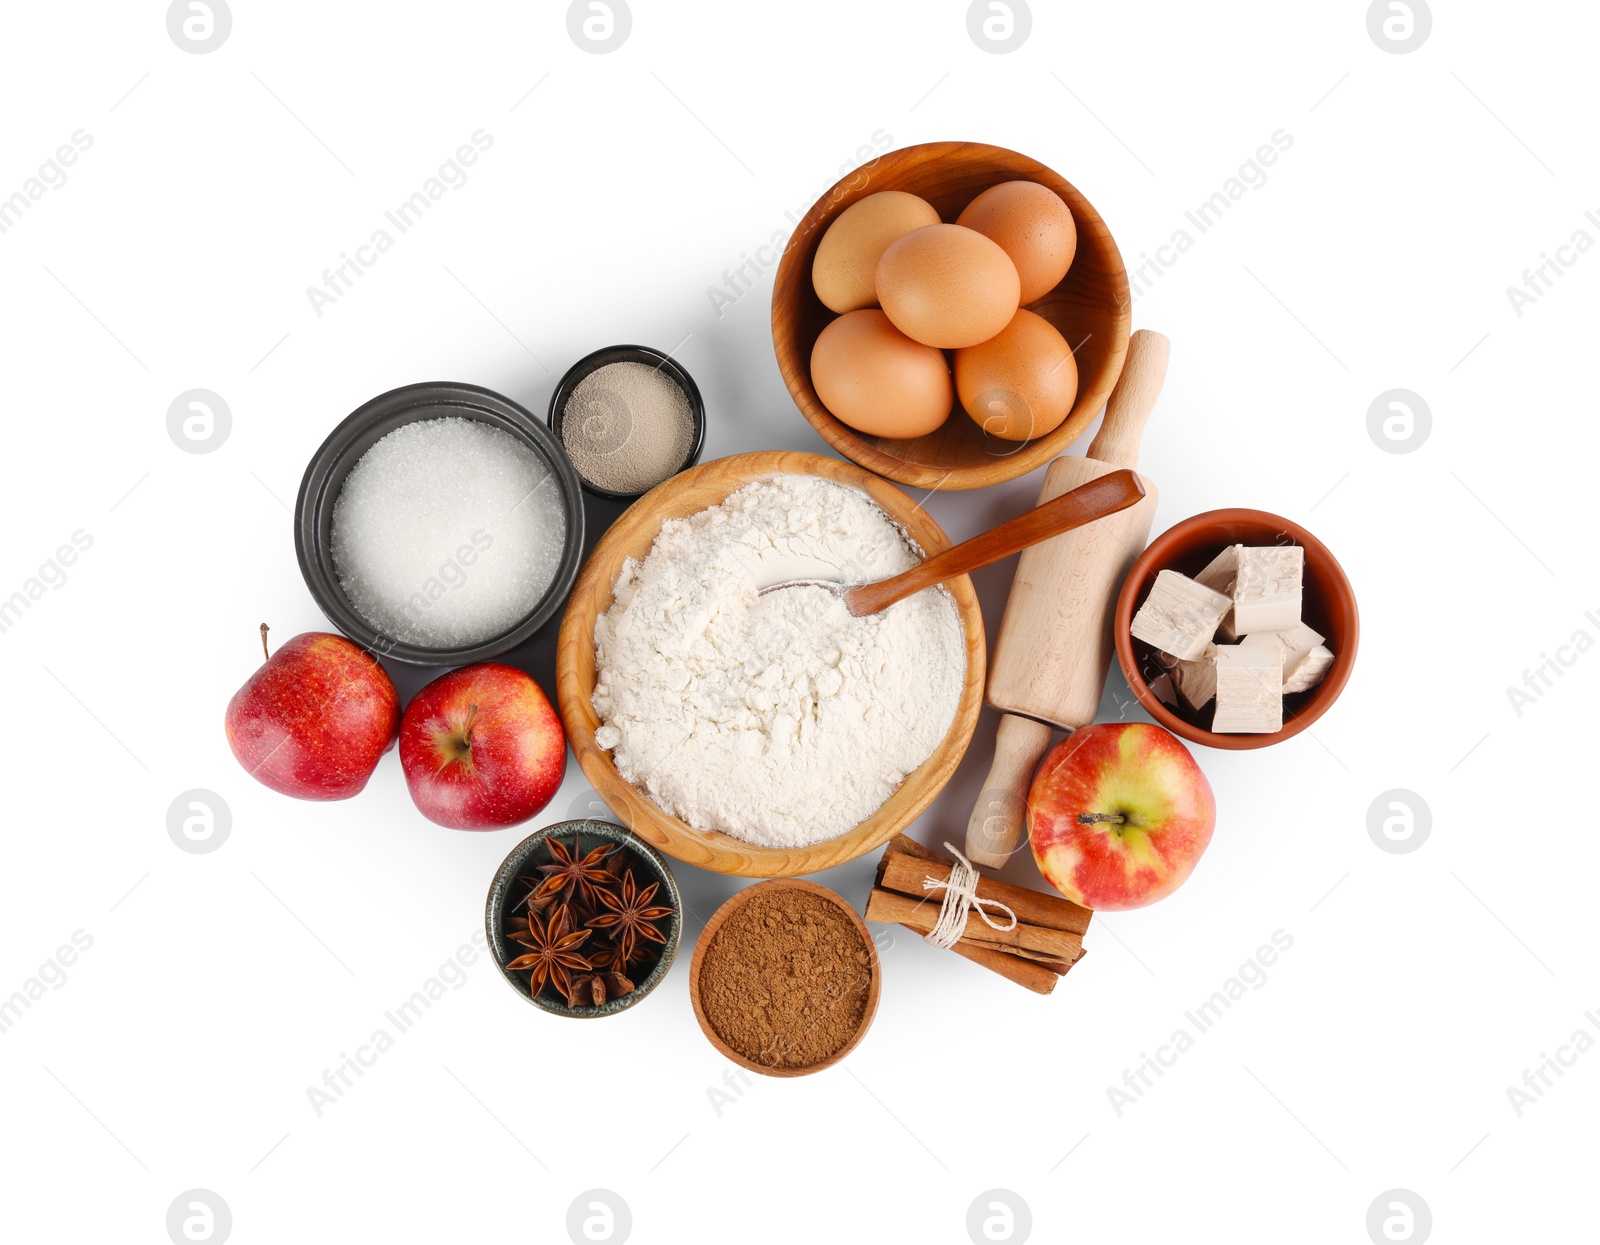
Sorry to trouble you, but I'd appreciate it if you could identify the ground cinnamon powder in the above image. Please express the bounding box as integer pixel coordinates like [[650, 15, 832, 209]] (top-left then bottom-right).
[[697, 887, 873, 1070]]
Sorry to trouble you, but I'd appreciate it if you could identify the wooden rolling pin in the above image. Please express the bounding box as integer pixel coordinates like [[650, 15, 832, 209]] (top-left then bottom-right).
[[965, 330, 1170, 868]]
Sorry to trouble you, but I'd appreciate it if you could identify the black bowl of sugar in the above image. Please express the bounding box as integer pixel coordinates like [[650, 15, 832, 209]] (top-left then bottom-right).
[[295, 382, 586, 666], [548, 344, 706, 501]]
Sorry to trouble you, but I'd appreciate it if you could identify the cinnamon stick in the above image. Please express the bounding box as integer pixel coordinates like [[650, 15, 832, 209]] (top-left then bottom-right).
[[867, 836, 1089, 993], [946, 941, 1062, 994], [864, 888, 1087, 963], [879, 832, 946, 869], [1003, 946, 1082, 970], [878, 840, 1091, 936]]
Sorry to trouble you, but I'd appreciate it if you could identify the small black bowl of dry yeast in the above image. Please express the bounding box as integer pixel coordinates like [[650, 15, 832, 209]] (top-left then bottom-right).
[[548, 344, 707, 500]]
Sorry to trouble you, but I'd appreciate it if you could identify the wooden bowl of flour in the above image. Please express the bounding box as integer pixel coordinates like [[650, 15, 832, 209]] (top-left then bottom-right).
[[554, 450, 986, 878]]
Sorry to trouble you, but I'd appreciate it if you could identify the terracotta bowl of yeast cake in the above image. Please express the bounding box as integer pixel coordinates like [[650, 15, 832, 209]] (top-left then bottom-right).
[[554, 450, 985, 877], [1114, 508, 1359, 751]]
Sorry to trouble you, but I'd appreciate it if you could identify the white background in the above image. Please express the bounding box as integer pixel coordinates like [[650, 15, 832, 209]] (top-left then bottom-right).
[[1, 1, 1594, 1242]]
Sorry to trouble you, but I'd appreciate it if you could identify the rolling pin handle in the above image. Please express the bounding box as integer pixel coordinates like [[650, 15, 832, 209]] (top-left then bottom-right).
[[1086, 329, 1170, 471], [964, 714, 1056, 869]]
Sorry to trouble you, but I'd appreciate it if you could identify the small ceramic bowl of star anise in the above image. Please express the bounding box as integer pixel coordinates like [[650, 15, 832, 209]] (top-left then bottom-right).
[[486, 819, 683, 1018]]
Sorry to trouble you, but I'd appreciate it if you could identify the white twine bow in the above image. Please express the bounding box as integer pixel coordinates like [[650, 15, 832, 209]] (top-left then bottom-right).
[[921, 842, 1017, 950]]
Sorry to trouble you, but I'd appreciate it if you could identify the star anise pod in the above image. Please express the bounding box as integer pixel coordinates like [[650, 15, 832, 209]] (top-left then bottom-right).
[[562, 973, 604, 1008], [505, 904, 593, 999], [599, 847, 636, 887], [534, 836, 618, 907], [587, 869, 672, 966], [512, 877, 561, 920], [586, 941, 616, 967], [561, 964, 637, 1008], [505, 882, 562, 946]]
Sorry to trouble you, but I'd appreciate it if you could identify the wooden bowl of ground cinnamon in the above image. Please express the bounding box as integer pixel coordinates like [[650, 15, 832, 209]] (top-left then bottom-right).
[[689, 879, 880, 1077]]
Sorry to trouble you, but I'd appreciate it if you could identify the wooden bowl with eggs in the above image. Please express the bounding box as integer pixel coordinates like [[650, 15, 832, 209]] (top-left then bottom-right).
[[771, 141, 1132, 490], [554, 450, 986, 878]]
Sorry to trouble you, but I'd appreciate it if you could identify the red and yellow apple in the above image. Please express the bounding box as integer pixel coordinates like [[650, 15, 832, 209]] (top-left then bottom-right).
[[399, 662, 565, 830], [1028, 722, 1215, 911], [225, 631, 400, 800]]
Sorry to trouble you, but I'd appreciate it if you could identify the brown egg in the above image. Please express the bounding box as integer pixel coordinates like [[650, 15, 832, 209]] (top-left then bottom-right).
[[956, 181, 1078, 305], [954, 309, 1079, 441], [875, 224, 1021, 349], [811, 191, 940, 313], [810, 310, 953, 439]]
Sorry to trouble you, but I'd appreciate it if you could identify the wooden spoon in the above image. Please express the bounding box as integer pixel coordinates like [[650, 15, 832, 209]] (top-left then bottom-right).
[[759, 469, 1147, 617]]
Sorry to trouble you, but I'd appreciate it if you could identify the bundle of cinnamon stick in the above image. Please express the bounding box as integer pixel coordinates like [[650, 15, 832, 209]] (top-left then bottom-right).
[[864, 835, 1091, 994]]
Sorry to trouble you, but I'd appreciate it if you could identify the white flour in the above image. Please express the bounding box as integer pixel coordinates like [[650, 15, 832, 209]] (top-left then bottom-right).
[[591, 474, 965, 847]]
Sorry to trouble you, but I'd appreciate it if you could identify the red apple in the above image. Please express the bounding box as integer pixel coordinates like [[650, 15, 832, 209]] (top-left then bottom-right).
[[1028, 722, 1215, 911], [399, 662, 565, 830], [225, 629, 400, 800]]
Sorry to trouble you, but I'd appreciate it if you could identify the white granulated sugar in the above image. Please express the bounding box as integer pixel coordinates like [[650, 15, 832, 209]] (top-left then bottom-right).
[[331, 417, 566, 647], [591, 474, 965, 847]]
